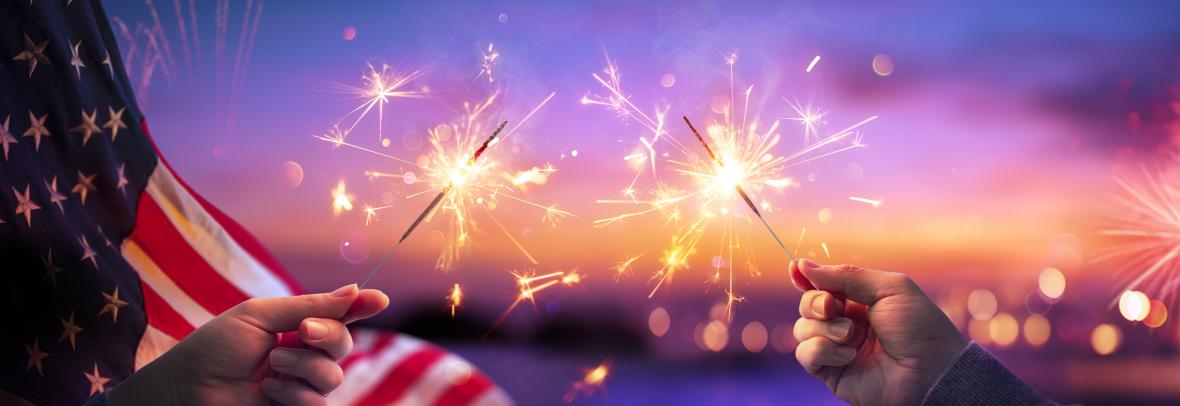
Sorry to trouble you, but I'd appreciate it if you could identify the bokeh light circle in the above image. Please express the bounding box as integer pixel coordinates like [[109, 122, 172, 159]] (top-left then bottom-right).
[[648, 307, 671, 337], [280, 161, 303, 189], [770, 322, 798, 354], [1118, 290, 1150, 322], [741, 322, 768, 353], [660, 73, 676, 88], [342, 26, 356, 41], [1090, 324, 1121, 355], [1023, 314, 1051, 347], [818, 208, 833, 223], [1144, 300, 1168, 328], [872, 54, 894, 76], [1038, 267, 1066, 300], [967, 289, 998, 321], [702, 320, 729, 352], [339, 231, 370, 264], [497, 13, 508, 23], [988, 313, 1019, 347]]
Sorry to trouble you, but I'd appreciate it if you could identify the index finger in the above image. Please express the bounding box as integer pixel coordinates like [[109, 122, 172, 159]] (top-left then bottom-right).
[[340, 289, 389, 324]]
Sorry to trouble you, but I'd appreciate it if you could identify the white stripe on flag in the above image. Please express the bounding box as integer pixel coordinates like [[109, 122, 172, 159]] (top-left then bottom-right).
[[145, 164, 293, 298], [391, 354, 472, 406], [329, 335, 427, 406], [123, 240, 215, 327], [134, 325, 179, 370]]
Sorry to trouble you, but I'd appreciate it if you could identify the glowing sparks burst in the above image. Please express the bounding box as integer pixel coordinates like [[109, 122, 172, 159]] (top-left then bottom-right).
[[333, 63, 425, 142], [1096, 161, 1180, 306], [563, 359, 611, 403], [491, 269, 583, 331], [584, 51, 877, 312], [476, 42, 500, 83], [318, 86, 569, 271], [331, 181, 354, 216], [448, 283, 463, 317]]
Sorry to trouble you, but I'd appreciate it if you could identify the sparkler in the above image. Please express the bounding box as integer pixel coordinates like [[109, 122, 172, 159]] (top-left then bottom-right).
[[563, 358, 611, 403], [317, 85, 569, 287], [683, 116, 796, 262], [1095, 161, 1180, 306], [585, 51, 877, 314], [358, 120, 507, 288]]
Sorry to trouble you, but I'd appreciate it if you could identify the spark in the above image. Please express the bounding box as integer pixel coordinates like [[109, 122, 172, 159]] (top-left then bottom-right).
[[611, 254, 642, 281], [448, 283, 463, 317], [785, 98, 827, 145], [849, 196, 882, 207], [490, 269, 582, 332], [476, 42, 500, 83], [331, 181, 354, 216], [333, 63, 425, 142], [584, 52, 876, 310], [563, 358, 611, 403], [821, 241, 831, 259], [1095, 161, 1180, 306], [806, 55, 821, 73]]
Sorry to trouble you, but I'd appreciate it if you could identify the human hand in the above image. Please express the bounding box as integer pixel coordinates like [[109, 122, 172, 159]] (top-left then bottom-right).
[[110, 284, 389, 406], [790, 259, 967, 406]]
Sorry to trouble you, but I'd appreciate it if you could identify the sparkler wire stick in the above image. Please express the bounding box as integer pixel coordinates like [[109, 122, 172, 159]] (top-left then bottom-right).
[[682, 116, 796, 261], [359, 121, 509, 288]]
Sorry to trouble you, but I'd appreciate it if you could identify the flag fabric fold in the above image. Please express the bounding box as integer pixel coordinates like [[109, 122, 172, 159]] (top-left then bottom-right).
[[0, 1, 507, 404]]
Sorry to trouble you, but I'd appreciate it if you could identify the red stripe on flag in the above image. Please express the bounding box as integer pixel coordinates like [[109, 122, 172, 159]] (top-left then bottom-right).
[[354, 346, 447, 405], [433, 369, 495, 406], [139, 119, 303, 294], [340, 332, 397, 371], [138, 281, 196, 340], [131, 194, 252, 315]]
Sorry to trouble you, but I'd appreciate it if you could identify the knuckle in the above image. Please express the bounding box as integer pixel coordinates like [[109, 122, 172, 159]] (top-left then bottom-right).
[[793, 319, 808, 340], [326, 364, 345, 389], [835, 264, 863, 275]]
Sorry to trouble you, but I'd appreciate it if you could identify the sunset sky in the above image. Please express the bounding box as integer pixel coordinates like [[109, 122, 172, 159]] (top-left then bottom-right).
[[106, 1, 1180, 402]]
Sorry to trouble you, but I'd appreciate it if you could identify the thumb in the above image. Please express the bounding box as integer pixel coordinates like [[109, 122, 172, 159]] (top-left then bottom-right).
[[231, 284, 360, 333], [791, 258, 913, 305]]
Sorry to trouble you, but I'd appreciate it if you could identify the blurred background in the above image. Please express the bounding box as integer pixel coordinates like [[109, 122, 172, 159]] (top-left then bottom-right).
[[106, 0, 1180, 404]]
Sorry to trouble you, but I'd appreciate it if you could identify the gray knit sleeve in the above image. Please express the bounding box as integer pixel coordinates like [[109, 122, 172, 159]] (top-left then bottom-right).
[[922, 343, 1056, 406]]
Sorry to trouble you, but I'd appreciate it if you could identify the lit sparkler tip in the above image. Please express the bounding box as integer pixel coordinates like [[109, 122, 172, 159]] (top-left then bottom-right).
[[448, 283, 463, 317], [331, 181, 354, 216], [564, 359, 612, 403]]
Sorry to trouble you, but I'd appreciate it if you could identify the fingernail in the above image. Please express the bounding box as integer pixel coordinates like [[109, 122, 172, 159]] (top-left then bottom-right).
[[304, 319, 327, 340], [831, 319, 851, 339], [800, 258, 819, 269], [836, 346, 857, 360], [332, 284, 358, 297], [269, 349, 297, 367], [262, 377, 283, 392], [811, 294, 826, 317]]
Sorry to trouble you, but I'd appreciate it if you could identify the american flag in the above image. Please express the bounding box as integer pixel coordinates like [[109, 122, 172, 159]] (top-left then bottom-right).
[[0, 1, 509, 405]]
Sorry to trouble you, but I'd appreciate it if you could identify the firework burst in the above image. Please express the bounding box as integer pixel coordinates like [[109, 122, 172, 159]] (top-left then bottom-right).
[[1096, 160, 1180, 306], [331, 63, 427, 142], [584, 51, 876, 315]]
